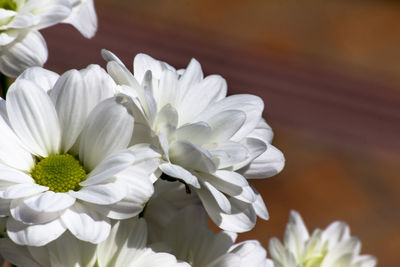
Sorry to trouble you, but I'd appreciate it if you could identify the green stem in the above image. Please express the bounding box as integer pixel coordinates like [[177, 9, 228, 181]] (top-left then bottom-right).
[[0, 73, 9, 99]]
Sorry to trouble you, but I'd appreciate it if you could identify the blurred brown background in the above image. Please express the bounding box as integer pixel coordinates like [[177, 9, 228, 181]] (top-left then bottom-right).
[[42, 0, 400, 265]]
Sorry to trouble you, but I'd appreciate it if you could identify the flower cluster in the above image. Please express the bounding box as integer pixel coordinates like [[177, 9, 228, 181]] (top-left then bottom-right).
[[0, 45, 376, 265]]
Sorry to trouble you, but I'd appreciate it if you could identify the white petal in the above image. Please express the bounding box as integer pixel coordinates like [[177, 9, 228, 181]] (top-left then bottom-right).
[[197, 180, 231, 214], [79, 96, 134, 170], [205, 198, 257, 233], [251, 185, 269, 220], [239, 144, 285, 178], [206, 110, 245, 143], [176, 122, 212, 145], [27, 0, 71, 29], [233, 137, 266, 170], [1, 183, 47, 199], [229, 240, 267, 267], [211, 141, 249, 169], [177, 58, 203, 98], [98, 166, 154, 219], [0, 238, 43, 267], [18, 66, 59, 92], [23, 191, 75, 213], [196, 94, 263, 142], [0, 30, 47, 77], [47, 231, 97, 267], [10, 198, 60, 224], [101, 49, 124, 65], [69, 178, 128, 205], [63, 0, 97, 38], [179, 74, 227, 124], [61, 202, 110, 243], [0, 164, 34, 184], [133, 53, 165, 83], [169, 140, 216, 173], [7, 217, 66, 246], [51, 69, 87, 152], [248, 119, 274, 144], [82, 149, 136, 186], [159, 162, 200, 188], [7, 78, 61, 156]]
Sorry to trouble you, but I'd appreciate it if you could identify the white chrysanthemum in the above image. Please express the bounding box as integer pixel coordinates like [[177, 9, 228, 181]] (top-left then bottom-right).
[[151, 205, 273, 267], [0, 0, 97, 77], [269, 211, 377, 267], [0, 65, 159, 246], [0, 217, 190, 267], [101, 50, 285, 233]]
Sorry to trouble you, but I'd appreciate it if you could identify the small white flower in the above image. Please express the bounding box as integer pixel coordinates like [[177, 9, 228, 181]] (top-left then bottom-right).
[[151, 205, 274, 267], [0, 65, 159, 246], [0, 0, 97, 77], [269, 211, 377, 267], [102, 50, 285, 233], [0, 217, 190, 267]]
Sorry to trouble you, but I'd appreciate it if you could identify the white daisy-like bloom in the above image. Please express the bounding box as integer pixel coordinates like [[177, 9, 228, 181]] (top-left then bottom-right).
[[0, 217, 190, 267], [0, 65, 159, 246], [0, 0, 97, 77], [269, 211, 377, 267], [101, 50, 285, 233], [151, 205, 273, 267]]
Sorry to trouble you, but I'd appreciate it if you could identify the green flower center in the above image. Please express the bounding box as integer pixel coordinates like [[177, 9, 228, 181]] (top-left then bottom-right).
[[31, 154, 87, 193], [0, 0, 17, 11]]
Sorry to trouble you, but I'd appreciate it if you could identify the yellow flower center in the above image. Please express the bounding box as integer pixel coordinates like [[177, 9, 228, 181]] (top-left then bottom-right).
[[0, 0, 16, 11], [31, 154, 87, 193]]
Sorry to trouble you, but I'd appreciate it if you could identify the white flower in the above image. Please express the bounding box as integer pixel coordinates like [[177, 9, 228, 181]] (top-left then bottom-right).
[[269, 211, 377, 267], [0, 65, 159, 246], [151, 205, 274, 267], [101, 50, 285, 233], [0, 217, 190, 267], [0, 0, 97, 77]]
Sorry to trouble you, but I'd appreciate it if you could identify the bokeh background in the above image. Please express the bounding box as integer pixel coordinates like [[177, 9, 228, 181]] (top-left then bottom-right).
[[42, 0, 400, 265]]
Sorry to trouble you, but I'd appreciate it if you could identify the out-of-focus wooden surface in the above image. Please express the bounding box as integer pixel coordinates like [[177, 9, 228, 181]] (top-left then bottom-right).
[[42, 1, 400, 266]]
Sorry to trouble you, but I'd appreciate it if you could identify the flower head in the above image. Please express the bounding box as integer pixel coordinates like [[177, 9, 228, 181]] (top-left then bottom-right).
[[0, 66, 159, 246], [102, 50, 285, 233], [269, 211, 377, 267], [0, 0, 97, 77]]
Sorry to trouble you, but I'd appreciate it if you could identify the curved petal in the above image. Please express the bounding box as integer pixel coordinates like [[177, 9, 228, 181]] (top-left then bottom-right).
[[196, 94, 264, 142], [176, 121, 212, 146], [61, 202, 110, 243], [1, 183, 48, 199], [169, 140, 216, 173], [177, 58, 203, 98], [69, 178, 128, 205], [7, 78, 61, 157], [79, 96, 134, 170], [238, 144, 285, 178], [51, 69, 87, 152], [18, 66, 59, 92], [82, 149, 136, 186], [24, 0, 71, 29], [47, 231, 97, 267], [179, 74, 227, 125], [23, 191, 75, 213], [207, 110, 246, 143], [0, 30, 47, 77], [63, 0, 97, 38], [7, 217, 66, 246], [10, 198, 61, 224], [159, 162, 200, 188], [196, 180, 231, 214]]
